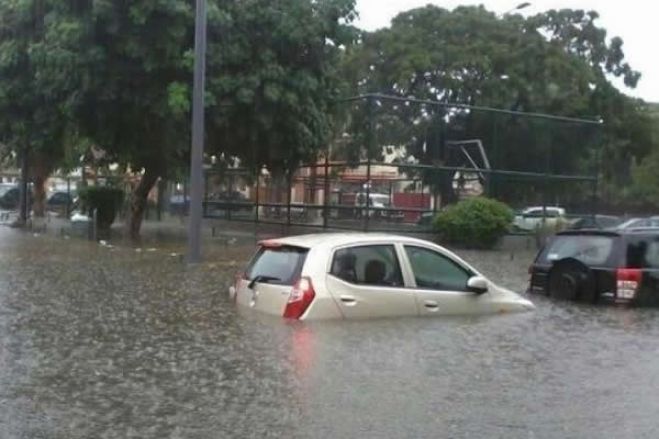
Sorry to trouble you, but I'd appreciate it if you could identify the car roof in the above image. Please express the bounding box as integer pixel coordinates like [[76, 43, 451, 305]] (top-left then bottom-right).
[[521, 206, 565, 212], [557, 229, 659, 237], [260, 233, 432, 249]]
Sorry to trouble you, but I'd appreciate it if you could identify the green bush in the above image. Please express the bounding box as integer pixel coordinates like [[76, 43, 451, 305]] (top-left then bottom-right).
[[78, 186, 125, 229], [433, 197, 514, 248]]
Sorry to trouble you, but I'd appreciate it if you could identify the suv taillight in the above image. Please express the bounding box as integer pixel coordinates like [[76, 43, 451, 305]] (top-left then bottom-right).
[[283, 277, 315, 319], [616, 268, 642, 300]]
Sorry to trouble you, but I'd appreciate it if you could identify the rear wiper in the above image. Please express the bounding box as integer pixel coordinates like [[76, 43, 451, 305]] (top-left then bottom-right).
[[248, 275, 281, 290]]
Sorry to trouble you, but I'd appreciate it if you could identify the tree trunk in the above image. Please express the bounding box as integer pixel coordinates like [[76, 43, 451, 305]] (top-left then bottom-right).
[[30, 152, 53, 218], [32, 174, 47, 218], [129, 167, 159, 241]]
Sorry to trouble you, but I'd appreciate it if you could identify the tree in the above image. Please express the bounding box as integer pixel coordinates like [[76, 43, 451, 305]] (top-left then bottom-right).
[[629, 103, 659, 207], [204, 0, 358, 172], [73, 0, 357, 239], [340, 5, 650, 206], [0, 0, 88, 219]]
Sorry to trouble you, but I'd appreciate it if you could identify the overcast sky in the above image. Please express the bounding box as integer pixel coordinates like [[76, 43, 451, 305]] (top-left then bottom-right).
[[355, 0, 658, 102]]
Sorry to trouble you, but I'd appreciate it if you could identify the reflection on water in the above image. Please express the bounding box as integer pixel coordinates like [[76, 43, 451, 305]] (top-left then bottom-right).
[[1, 228, 659, 438]]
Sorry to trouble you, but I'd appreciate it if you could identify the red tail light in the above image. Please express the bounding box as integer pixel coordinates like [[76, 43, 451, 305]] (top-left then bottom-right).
[[616, 268, 642, 300], [283, 277, 315, 319]]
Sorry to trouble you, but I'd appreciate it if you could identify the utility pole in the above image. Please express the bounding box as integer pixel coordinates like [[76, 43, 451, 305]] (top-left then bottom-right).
[[187, 0, 207, 263]]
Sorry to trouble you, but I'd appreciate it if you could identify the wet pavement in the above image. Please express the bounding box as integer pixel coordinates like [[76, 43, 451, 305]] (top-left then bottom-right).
[[1, 227, 659, 438]]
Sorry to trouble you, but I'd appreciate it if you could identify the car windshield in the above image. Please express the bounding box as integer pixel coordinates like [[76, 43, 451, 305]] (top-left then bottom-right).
[[540, 235, 615, 266], [245, 245, 309, 285]]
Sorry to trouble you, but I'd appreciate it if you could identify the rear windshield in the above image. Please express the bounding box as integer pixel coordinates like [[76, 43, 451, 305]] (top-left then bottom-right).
[[539, 235, 616, 266], [245, 245, 309, 285]]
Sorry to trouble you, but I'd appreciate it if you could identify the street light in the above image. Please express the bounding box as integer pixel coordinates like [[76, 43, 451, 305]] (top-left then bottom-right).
[[504, 2, 531, 15], [187, 0, 207, 263]]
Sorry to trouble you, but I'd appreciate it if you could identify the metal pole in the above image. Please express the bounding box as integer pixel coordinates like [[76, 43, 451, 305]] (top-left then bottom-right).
[[66, 177, 71, 218], [92, 208, 98, 242], [323, 153, 330, 229], [203, 172, 210, 218], [365, 96, 374, 232], [187, 0, 207, 263], [18, 147, 29, 224], [254, 168, 260, 223], [227, 173, 233, 221], [286, 173, 292, 227], [592, 132, 602, 217]]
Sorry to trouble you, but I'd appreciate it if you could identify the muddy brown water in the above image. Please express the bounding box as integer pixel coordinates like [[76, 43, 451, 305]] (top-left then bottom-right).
[[1, 228, 658, 438]]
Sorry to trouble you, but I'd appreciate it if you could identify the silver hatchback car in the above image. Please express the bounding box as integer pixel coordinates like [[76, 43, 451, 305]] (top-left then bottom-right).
[[229, 233, 535, 320]]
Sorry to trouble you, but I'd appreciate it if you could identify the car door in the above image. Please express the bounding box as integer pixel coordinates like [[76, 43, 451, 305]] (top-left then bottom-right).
[[325, 244, 417, 318], [401, 245, 483, 316]]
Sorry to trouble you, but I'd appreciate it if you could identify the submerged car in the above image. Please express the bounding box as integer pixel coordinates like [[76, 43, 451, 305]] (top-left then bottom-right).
[[529, 230, 659, 305], [229, 233, 535, 320]]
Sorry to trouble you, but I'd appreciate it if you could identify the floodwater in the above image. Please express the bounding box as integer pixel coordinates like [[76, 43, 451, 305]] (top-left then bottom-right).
[[1, 227, 659, 439]]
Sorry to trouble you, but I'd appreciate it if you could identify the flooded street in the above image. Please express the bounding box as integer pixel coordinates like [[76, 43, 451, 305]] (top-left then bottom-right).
[[1, 227, 659, 438]]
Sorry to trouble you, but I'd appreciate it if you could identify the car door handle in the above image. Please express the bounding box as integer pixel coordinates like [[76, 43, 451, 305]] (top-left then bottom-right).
[[340, 295, 357, 306], [424, 300, 439, 311]]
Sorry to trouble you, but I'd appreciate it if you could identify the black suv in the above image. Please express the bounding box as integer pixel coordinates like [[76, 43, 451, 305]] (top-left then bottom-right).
[[529, 230, 659, 306]]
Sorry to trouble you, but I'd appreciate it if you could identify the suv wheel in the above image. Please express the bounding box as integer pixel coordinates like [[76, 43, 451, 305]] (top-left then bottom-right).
[[547, 258, 597, 303]]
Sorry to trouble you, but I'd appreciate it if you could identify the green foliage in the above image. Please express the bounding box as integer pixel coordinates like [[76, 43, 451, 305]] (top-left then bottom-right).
[[433, 197, 514, 248], [78, 187, 125, 230], [630, 149, 659, 207], [0, 0, 90, 170], [205, 0, 358, 173], [339, 5, 656, 205], [623, 102, 659, 207]]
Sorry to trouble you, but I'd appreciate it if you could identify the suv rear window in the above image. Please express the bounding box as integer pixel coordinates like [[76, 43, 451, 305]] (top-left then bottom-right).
[[539, 235, 615, 266], [245, 245, 309, 285], [626, 237, 659, 269]]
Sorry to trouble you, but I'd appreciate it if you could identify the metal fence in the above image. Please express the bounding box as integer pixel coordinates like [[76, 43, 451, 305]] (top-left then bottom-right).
[[1, 94, 607, 235], [194, 93, 603, 233]]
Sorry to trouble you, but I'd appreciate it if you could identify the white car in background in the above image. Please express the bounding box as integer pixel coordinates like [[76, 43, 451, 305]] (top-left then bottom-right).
[[229, 233, 535, 320], [514, 206, 567, 231]]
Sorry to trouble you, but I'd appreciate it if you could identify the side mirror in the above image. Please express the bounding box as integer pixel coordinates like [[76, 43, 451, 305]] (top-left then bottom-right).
[[467, 276, 488, 294]]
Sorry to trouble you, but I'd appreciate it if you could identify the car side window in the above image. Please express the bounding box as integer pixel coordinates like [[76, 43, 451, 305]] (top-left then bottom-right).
[[404, 246, 471, 291], [645, 242, 659, 268], [330, 245, 403, 287], [627, 238, 659, 269]]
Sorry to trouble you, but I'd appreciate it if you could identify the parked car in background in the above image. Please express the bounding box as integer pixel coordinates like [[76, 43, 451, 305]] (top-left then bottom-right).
[[513, 206, 566, 231], [416, 211, 436, 227], [168, 194, 189, 215], [616, 217, 659, 230], [568, 214, 622, 230], [47, 191, 76, 212], [355, 192, 404, 221], [528, 229, 659, 306], [0, 184, 32, 210], [0, 184, 13, 208], [206, 190, 253, 216], [229, 233, 534, 320]]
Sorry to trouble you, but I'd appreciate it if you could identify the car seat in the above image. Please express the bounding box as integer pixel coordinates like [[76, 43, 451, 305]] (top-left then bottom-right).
[[335, 252, 358, 283], [364, 259, 386, 285]]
